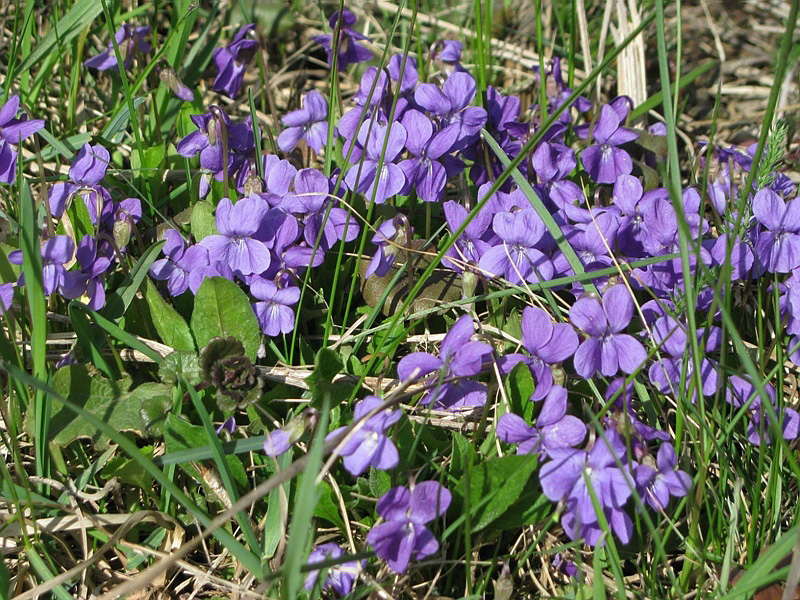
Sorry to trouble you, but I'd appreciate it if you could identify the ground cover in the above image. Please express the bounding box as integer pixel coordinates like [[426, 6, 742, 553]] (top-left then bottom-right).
[[1, 1, 800, 598]]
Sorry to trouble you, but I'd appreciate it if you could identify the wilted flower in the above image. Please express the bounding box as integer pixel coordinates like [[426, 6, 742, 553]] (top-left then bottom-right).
[[200, 337, 264, 410], [159, 65, 194, 102], [263, 407, 319, 456]]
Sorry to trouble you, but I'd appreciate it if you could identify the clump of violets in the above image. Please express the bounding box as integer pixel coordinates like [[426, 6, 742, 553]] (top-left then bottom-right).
[[84, 24, 151, 71], [0, 94, 45, 184], [366, 481, 451, 573], [313, 9, 372, 71]]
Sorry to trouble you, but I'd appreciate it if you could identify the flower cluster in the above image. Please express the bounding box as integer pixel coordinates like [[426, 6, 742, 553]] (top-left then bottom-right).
[[8, 139, 140, 320]]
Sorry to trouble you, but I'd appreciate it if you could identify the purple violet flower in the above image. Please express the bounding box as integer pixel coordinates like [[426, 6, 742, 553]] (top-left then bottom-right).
[[277, 90, 329, 153], [499, 306, 578, 400], [647, 315, 720, 399], [726, 376, 800, 445], [415, 71, 487, 150], [478, 209, 555, 285], [497, 386, 586, 457], [60, 235, 113, 310], [150, 230, 210, 296], [304, 543, 364, 596], [198, 196, 271, 276], [0, 283, 13, 314], [398, 109, 459, 202], [344, 122, 407, 204], [250, 276, 300, 336], [0, 94, 45, 184], [9, 235, 75, 296], [69, 143, 110, 186], [365, 216, 408, 278], [752, 187, 800, 273], [442, 200, 492, 272], [366, 481, 451, 573], [84, 24, 152, 71], [579, 104, 638, 184], [539, 429, 634, 545], [216, 416, 236, 436], [397, 314, 493, 409], [177, 107, 254, 181], [431, 40, 466, 75], [633, 442, 691, 511], [313, 9, 373, 71], [212, 24, 258, 98], [325, 396, 401, 476], [0, 94, 45, 144], [569, 284, 647, 378]]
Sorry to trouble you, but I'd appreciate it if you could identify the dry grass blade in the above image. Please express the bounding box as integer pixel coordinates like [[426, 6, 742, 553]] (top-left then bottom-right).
[[12, 511, 182, 600]]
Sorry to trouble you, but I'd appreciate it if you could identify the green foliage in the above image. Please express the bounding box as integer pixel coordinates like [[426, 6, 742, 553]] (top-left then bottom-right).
[[102, 240, 165, 320], [163, 413, 249, 499], [505, 362, 536, 423], [43, 366, 171, 448], [455, 454, 541, 532], [305, 347, 354, 409], [191, 200, 218, 241], [190, 276, 261, 359], [145, 279, 196, 351], [159, 349, 203, 386]]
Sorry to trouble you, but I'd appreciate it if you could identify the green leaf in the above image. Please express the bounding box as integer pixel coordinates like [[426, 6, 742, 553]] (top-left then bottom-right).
[[455, 454, 540, 532], [16, 0, 103, 74], [103, 446, 155, 489], [190, 277, 261, 359], [164, 413, 249, 496], [145, 279, 195, 351], [102, 240, 166, 320], [44, 366, 170, 448], [314, 481, 345, 530], [486, 480, 551, 532], [305, 347, 353, 409], [451, 432, 477, 479], [369, 468, 391, 498], [159, 350, 202, 386], [100, 97, 147, 144], [505, 362, 536, 423], [190, 201, 218, 241]]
